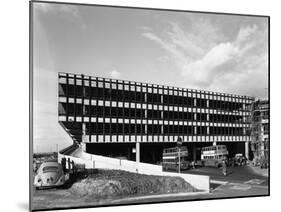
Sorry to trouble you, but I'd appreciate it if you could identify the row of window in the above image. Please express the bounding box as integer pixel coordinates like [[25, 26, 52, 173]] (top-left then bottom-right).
[[59, 84, 244, 110], [59, 103, 245, 123], [62, 122, 245, 135], [59, 74, 251, 99]]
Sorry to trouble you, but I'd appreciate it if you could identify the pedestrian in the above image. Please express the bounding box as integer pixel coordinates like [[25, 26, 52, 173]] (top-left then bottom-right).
[[61, 157, 66, 173], [222, 160, 227, 176], [71, 160, 75, 173], [191, 161, 195, 169], [67, 158, 71, 173]]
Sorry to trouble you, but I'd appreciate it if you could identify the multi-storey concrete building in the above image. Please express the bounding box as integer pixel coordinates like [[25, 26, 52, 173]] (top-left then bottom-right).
[[58, 72, 254, 164], [250, 99, 269, 167]]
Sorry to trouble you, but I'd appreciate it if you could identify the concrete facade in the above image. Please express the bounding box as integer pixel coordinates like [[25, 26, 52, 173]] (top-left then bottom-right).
[[58, 72, 254, 163]]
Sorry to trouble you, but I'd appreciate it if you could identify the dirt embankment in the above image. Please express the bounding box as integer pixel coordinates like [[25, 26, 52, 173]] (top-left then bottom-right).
[[70, 169, 197, 199]]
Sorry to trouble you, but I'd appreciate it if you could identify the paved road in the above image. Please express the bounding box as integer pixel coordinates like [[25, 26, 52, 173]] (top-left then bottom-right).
[[183, 165, 268, 186]]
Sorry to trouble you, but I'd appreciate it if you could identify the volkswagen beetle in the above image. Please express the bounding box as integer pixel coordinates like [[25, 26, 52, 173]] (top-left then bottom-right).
[[34, 161, 67, 189]]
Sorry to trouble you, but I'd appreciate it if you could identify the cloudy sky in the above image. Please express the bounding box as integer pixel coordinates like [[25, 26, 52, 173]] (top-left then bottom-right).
[[32, 2, 268, 152]]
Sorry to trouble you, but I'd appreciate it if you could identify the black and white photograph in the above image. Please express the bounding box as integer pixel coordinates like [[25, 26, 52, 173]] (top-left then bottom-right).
[[30, 1, 269, 211]]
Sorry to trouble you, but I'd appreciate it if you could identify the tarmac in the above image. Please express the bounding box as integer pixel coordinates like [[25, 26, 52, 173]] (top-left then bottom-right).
[[247, 164, 269, 177]]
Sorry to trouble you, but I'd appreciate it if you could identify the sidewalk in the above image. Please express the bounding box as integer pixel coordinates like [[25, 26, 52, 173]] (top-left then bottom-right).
[[248, 164, 269, 177]]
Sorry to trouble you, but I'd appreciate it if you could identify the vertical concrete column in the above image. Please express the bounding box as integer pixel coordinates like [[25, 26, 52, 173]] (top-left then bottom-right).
[[245, 141, 249, 159], [193, 144, 197, 162], [127, 147, 131, 160], [136, 142, 140, 173], [194, 98, 197, 107], [82, 123, 86, 152], [206, 99, 209, 108], [213, 141, 217, 146], [207, 126, 210, 135], [145, 109, 147, 118]]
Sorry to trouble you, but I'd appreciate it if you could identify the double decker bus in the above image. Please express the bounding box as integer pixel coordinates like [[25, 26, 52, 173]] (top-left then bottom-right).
[[201, 145, 229, 168], [162, 146, 189, 171]]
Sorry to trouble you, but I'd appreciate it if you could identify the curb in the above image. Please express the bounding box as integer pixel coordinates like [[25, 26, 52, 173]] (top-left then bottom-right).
[[210, 180, 228, 185], [111, 191, 210, 203]]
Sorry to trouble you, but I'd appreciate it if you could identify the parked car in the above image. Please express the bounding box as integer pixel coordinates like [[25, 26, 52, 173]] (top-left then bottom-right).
[[233, 154, 246, 166], [34, 161, 68, 189]]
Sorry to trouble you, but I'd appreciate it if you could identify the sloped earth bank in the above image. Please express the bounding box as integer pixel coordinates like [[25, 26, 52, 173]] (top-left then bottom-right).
[[69, 169, 198, 199]]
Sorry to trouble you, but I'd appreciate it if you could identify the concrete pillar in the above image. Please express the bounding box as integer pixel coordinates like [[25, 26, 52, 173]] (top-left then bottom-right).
[[213, 141, 217, 146], [136, 142, 140, 173], [127, 147, 131, 160], [245, 141, 249, 159], [193, 144, 197, 162], [82, 123, 86, 152]]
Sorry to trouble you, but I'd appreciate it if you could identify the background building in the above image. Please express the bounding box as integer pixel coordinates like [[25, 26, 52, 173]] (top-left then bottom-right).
[[250, 99, 269, 167], [58, 72, 254, 164]]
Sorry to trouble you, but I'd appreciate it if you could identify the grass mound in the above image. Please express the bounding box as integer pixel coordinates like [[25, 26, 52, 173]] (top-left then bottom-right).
[[70, 169, 197, 199]]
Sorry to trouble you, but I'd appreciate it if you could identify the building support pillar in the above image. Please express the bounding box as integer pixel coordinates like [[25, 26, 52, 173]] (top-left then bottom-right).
[[136, 142, 140, 173], [127, 147, 131, 160], [82, 122, 86, 152], [245, 141, 249, 159], [193, 144, 197, 162]]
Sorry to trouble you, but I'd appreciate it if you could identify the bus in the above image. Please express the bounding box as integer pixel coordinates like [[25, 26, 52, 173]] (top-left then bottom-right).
[[162, 146, 189, 171], [201, 145, 229, 168]]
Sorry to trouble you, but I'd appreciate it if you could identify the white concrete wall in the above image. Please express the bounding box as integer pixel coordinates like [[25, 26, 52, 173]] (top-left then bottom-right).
[[58, 148, 210, 192]]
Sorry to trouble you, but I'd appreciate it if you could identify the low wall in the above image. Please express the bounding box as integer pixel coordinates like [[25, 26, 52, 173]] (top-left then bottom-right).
[[58, 147, 210, 192], [161, 172, 210, 191]]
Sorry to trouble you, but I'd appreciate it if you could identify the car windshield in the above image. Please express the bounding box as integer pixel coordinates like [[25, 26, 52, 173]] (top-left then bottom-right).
[[42, 166, 59, 173]]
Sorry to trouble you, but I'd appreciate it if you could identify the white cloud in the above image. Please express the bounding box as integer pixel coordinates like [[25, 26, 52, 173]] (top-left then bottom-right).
[[34, 2, 87, 30], [109, 70, 121, 79], [141, 20, 268, 98], [237, 25, 258, 44], [35, 3, 80, 18], [182, 42, 239, 83], [181, 24, 261, 86]]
